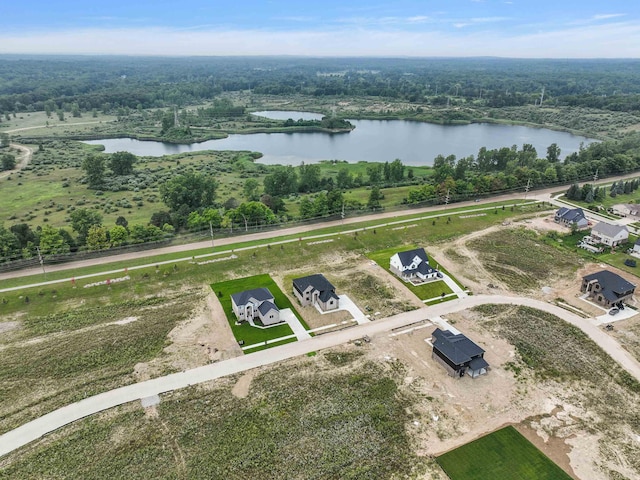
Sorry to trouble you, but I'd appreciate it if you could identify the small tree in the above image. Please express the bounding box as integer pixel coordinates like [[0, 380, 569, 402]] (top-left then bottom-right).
[[81, 154, 106, 188], [367, 186, 383, 210], [1, 154, 16, 171]]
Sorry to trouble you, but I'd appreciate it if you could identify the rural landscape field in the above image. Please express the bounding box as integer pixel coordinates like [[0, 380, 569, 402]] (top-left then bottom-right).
[[2, 1, 640, 478]]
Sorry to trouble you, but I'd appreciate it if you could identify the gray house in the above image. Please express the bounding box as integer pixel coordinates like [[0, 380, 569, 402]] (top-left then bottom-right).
[[581, 270, 636, 308], [390, 247, 438, 282], [231, 287, 281, 325], [588, 222, 629, 247], [292, 274, 340, 312], [431, 328, 489, 379], [554, 207, 588, 229]]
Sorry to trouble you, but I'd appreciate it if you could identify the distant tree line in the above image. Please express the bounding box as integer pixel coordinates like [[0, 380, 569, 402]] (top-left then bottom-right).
[[2, 57, 640, 117]]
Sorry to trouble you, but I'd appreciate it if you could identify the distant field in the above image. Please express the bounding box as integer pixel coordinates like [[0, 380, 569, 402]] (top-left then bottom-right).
[[436, 426, 572, 480]]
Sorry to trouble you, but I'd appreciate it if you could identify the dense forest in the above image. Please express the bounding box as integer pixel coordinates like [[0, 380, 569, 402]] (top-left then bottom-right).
[[1, 56, 640, 118]]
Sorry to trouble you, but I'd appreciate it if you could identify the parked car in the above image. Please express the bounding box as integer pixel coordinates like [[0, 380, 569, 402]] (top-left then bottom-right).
[[609, 308, 620, 316]]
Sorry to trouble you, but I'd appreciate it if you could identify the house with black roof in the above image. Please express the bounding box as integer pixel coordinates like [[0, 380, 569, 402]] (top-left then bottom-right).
[[292, 274, 340, 312], [554, 207, 588, 229], [431, 328, 489, 378], [390, 247, 438, 283], [231, 287, 281, 325], [581, 270, 636, 308]]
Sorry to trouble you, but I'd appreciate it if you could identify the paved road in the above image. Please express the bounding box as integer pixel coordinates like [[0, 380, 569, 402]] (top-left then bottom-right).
[[2, 294, 639, 458], [5, 168, 640, 286]]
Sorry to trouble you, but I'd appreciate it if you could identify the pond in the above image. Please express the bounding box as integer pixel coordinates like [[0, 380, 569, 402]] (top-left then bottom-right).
[[84, 111, 597, 166]]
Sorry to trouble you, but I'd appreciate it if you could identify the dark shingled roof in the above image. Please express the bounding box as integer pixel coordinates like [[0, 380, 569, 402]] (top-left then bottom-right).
[[395, 248, 429, 268], [293, 274, 339, 301], [583, 270, 636, 302], [556, 207, 586, 223], [231, 287, 274, 306], [257, 300, 279, 315], [432, 328, 485, 366]]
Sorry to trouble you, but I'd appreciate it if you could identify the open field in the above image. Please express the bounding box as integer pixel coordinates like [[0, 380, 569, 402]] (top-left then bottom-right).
[[437, 426, 572, 480], [469, 227, 584, 292]]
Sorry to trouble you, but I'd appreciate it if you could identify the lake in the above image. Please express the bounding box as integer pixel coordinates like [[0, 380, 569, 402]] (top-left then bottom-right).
[[84, 111, 597, 166]]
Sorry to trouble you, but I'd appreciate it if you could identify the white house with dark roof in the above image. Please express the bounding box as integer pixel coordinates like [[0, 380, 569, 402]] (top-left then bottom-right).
[[588, 222, 629, 247], [431, 328, 489, 378], [292, 274, 340, 312], [390, 247, 438, 282], [581, 270, 636, 308], [231, 287, 281, 325], [554, 207, 589, 229]]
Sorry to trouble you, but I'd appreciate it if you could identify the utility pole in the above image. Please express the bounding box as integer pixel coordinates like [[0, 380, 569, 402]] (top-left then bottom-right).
[[209, 221, 215, 248], [444, 189, 451, 208], [593, 169, 599, 183], [524, 178, 532, 200], [539, 86, 545, 106], [341, 201, 345, 225], [36, 246, 46, 278]]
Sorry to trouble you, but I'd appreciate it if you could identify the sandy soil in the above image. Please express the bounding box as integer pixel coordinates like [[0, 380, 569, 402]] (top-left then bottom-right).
[[0, 144, 32, 180]]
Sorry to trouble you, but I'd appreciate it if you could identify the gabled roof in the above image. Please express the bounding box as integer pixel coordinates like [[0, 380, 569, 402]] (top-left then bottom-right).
[[583, 270, 636, 302], [231, 287, 274, 306], [417, 261, 436, 276], [257, 300, 279, 315], [395, 248, 429, 268], [293, 274, 336, 296], [591, 222, 629, 238], [555, 207, 586, 223], [432, 328, 485, 366]]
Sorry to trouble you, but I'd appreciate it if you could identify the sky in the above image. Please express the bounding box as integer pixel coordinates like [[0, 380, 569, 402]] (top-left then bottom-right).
[[1, 0, 639, 58]]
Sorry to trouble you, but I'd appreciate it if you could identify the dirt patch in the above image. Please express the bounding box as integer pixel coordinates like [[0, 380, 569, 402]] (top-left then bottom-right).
[[231, 371, 255, 399], [0, 321, 19, 334], [136, 288, 242, 379]]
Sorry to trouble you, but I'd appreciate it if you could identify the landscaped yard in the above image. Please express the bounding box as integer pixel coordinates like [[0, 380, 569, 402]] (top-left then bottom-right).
[[367, 246, 455, 301], [211, 274, 308, 348], [436, 426, 572, 480]]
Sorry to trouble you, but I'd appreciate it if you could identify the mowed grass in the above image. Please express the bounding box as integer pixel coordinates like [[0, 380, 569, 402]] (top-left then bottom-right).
[[368, 246, 454, 300], [212, 274, 307, 348], [0, 357, 431, 479], [437, 426, 572, 480]]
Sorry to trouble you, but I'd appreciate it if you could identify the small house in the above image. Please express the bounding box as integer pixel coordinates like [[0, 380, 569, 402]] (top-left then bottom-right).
[[390, 247, 438, 282], [554, 207, 588, 229], [431, 328, 489, 378], [292, 274, 340, 312], [633, 238, 640, 255], [231, 287, 281, 325], [581, 270, 636, 308], [589, 222, 629, 247]]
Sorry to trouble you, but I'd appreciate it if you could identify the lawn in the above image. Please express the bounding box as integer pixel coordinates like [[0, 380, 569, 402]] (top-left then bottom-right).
[[367, 246, 454, 300], [211, 273, 308, 348], [436, 426, 572, 480]]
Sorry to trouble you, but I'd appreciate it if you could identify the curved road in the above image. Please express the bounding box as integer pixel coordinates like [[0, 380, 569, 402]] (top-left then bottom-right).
[[1, 294, 639, 458]]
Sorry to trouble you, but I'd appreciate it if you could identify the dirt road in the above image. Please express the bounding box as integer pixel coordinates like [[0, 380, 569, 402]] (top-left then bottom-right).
[[0, 144, 32, 180]]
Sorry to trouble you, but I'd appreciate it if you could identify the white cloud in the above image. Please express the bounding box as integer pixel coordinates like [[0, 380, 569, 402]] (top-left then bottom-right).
[[0, 21, 639, 58], [593, 13, 626, 20]]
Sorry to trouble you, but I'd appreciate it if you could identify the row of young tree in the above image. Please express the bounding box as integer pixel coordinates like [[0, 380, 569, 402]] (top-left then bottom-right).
[[565, 179, 640, 203]]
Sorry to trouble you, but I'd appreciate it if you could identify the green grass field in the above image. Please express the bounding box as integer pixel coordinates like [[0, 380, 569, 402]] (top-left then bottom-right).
[[211, 274, 308, 348], [437, 426, 572, 480]]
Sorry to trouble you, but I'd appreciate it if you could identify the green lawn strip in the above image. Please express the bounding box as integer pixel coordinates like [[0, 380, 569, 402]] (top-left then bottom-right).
[[211, 274, 309, 348], [0, 200, 542, 291], [436, 426, 572, 480], [367, 246, 454, 300], [242, 336, 297, 352]]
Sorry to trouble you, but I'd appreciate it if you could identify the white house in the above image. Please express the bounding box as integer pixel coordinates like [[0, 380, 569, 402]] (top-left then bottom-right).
[[390, 247, 439, 282], [292, 274, 340, 312], [589, 222, 629, 247], [231, 287, 281, 325]]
